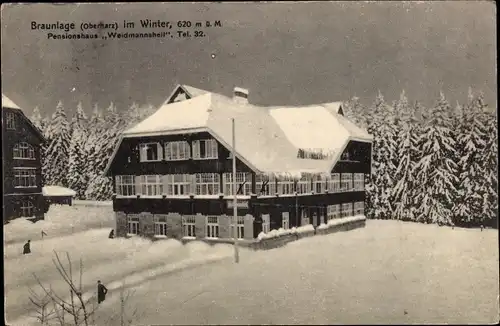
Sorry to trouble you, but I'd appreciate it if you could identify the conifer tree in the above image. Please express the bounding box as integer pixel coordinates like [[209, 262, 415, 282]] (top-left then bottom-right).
[[44, 101, 72, 187], [30, 106, 46, 132], [414, 92, 458, 225], [68, 102, 89, 198], [344, 96, 367, 128], [369, 91, 397, 219], [392, 91, 419, 221], [85, 102, 124, 200], [481, 109, 498, 227]]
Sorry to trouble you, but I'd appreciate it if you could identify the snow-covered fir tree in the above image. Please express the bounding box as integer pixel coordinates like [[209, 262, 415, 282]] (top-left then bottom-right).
[[44, 101, 72, 187], [481, 108, 498, 227], [125, 102, 142, 128], [392, 91, 419, 221], [369, 91, 397, 219], [343, 96, 367, 128], [85, 102, 125, 200], [414, 92, 458, 225], [30, 106, 50, 184], [30, 106, 46, 132], [68, 102, 89, 199], [139, 103, 156, 120]]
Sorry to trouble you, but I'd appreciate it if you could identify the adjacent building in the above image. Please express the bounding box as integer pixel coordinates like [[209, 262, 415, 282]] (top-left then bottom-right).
[[2, 94, 47, 223], [105, 84, 373, 241]]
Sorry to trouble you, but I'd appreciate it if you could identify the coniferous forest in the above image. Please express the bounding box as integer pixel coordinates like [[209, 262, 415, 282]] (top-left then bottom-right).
[[31, 88, 498, 228]]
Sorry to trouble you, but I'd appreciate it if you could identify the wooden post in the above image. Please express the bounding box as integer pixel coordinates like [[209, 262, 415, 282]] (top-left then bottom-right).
[[232, 118, 240, 263]]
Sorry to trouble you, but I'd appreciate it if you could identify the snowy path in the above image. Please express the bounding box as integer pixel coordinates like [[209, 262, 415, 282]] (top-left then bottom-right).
[[97, 221, 499, 325], [6, 220, 499, 325], [5, 228, 234, 325], [3, 205, 114, 246]]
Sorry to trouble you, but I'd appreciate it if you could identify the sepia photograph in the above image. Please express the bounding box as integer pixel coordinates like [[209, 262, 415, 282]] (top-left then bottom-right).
[[2, 1, 498, 325]]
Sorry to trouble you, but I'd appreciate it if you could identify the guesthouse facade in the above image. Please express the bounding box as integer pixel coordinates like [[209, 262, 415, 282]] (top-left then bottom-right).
[[105, 85, 373, 241], [2, 94, 48, 223]]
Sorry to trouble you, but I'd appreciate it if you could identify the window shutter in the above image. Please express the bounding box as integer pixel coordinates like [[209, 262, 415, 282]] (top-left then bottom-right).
[[139, 145, 146, 162], [135, 175, 141, 195], [211, 139, 218, 158], [193, 140, 200, 159], [164, 143, 170, 160], [157, 143, 163, 161]]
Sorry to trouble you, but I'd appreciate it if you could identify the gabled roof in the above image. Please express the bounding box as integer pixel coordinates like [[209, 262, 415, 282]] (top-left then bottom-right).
[[163, 84, 210, 106], [2, 93, 46, 142], [105, 85, 372, 177], [2, 94, 21, 110]]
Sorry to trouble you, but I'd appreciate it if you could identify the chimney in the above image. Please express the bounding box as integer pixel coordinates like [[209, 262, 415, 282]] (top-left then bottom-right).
[[233, 87, 249, 104]]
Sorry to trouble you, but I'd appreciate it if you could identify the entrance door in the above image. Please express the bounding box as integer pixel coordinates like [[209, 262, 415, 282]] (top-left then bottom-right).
[[312, 212, 318, 227]]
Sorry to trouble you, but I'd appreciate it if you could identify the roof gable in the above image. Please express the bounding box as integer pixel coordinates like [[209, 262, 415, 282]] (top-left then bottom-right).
[[2, 94, 21, 110], [2, 94, 46, 142], [165, 84, 210, 105]]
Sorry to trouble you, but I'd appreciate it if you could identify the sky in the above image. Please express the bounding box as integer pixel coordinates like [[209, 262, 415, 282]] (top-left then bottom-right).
[[1, 1, 496, 117]]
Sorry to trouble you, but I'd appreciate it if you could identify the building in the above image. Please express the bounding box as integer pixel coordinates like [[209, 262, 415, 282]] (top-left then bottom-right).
[[105, 85, 373, 241], [43, 185, 76, 206], [2, 94, 47, 223]]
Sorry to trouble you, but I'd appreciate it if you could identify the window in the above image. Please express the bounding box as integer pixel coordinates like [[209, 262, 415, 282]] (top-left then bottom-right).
[[340, 173, 353, 192], [255, 174, 277, 196], [165, 141, 191, 161], [354, 201, 364, 216], [193, 139, 218, 159], [297, 175, 312, 194], [154, 215, 167, 236], [341, 203, 353, 218], [182, 215, 196, 237], [206, 216, 220, 238], [116, 175, 135, 196], [223, 172, 251, 196], [166, 174, 192, 196], [127, 215, 140, 235], [262, 214, 270, 233], [6, 112, 16, 129], [313, 175, 325, 193], [230, 216, 245, 239], [301, 209, 310, 226], [13, 142, 35, 160], [282, 212, 290, 229], [327, 204, 340, 220], [277, 176, 295, 195], [139, 143, 162, 162], [327, 173, 340, 193], [195, 173, 220, 195], [13, 168, 36, 188], [140, 175, 163, 196], [21, 200, 34, 217], [354, 173, 365, 191]]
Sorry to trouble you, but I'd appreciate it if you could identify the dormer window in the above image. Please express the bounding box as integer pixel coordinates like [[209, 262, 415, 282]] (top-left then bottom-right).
[[139, 143, 162, 162], [6, 112, 16, 130], [341, 151, 350, 161]]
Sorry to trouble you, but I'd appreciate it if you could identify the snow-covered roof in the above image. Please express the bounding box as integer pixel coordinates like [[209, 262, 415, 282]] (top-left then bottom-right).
[[2, 94, 21, 110], [42, 186, 77, 197], [107, 85, 372, 176], [181, 85, 209, 98]]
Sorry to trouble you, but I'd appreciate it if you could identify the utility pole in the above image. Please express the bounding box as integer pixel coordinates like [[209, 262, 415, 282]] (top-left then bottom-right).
[[232, 118, 240, 263]]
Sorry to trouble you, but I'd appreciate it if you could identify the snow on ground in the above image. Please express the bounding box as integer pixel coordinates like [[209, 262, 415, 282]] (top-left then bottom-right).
[[3, 204, 114, 245], [5, 219, 499, 325]]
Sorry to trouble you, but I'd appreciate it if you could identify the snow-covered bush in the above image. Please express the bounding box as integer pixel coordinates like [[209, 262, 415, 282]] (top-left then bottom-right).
[[317, 223, 328, 230], [296, 224, 315, 234]]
